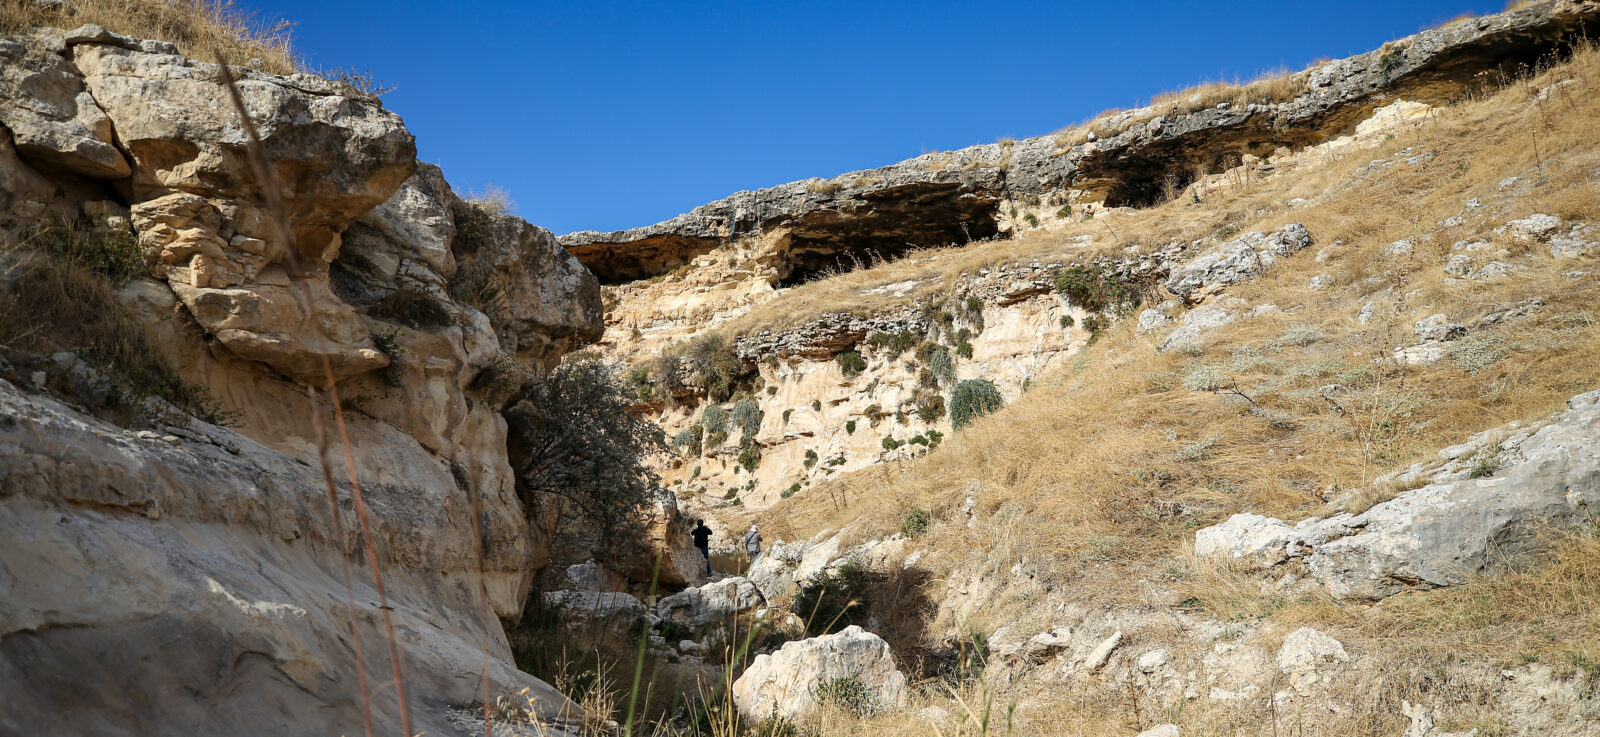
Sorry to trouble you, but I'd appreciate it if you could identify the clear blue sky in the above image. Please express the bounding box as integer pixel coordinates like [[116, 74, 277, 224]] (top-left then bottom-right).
[[246, 1, 1508, 235]]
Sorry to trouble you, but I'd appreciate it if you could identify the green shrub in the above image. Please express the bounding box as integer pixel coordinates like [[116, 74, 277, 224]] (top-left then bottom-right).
[[702, 404, 728, 446], [867, 330, 919, 359], [817, 676, 878, 717], [812, 399, 822, 412], [804, 448, 819, 468], [793, 562, 872, 635], [865, 404, 884, 427], [965, 296, 983, 314], [836, 350, 867, 377], [682, 333, 746, 402], [1082, 314, 1107, 334], [731, 398, 763, 441], [955, 341, 974, 359], [915, 393, 946, 422], [738, 443, 761, 472], [881, 435, 903, 451], [1060, 314, 1075, 329], [900, 507, 931, 538], [782, 408, 792, 423], [950, 379, 1004, 430], [926, 430, 944, 449], [504, 356, 667, 535], [673, 426, 703, 456], [928, 345, 956, 385], [845, 419, 857, 434], [1053, 264, 1136, 313], [782, 483, 800, 499]]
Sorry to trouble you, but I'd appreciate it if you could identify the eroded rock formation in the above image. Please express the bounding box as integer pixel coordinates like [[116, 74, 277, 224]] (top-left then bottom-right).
[[561, 1, 1600, 282], [0, 23, 601, 737]]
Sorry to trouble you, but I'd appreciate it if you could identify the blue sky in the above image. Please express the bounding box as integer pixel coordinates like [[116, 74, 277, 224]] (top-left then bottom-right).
[[248, 1, 1509, 235]]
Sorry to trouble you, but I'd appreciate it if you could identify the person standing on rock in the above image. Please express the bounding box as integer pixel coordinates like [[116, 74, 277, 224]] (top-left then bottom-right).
[[691, 519, 714, 575], [743, 523, 763, 563]]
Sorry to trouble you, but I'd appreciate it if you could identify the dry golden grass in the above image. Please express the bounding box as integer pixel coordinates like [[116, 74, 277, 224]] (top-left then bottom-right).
[[0, 0, 298, 73], [756, 35, 1600, 614]]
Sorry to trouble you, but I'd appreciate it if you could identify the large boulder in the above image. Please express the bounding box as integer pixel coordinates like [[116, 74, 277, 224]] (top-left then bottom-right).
[[732, 625, 907, 721], [1195, 388, 1600, 599], [656, 577, 766, 631], [0, 33, 129, 178], [542, 591, 648, 639]]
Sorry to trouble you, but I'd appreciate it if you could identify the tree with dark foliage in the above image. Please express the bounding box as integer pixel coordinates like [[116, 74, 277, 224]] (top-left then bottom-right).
[[505, 356, 668, 536]]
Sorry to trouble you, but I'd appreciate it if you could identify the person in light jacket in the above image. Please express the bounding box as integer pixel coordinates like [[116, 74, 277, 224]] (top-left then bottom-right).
[[742, 524, 762, 561]]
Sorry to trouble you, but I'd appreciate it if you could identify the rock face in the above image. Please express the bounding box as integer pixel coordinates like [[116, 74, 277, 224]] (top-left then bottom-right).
[[1195, 388, 1600, 599], [0, 380, 582, 737], [0, 24, 603, 737], [732, 625, 908, 721], [560, 2, 1600, 282]]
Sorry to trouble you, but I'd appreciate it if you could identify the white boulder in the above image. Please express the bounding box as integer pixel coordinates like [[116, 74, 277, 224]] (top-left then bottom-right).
[[732, 625, 907, 721]]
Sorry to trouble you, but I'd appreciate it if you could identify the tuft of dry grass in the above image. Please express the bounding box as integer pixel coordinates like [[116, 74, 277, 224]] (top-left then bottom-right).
[[465, 183, 517, 216], [0, 0, 299, 73]]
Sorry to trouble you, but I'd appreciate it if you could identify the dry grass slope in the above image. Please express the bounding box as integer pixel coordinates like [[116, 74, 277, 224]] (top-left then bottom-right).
[[717, 34, 1600, 737]]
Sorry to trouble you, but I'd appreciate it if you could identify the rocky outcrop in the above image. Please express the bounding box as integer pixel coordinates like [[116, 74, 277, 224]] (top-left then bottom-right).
[[560, 2, 1600, 282], [1195, 387, 1600, 599], [0, 23, 603, 737], [1163, 224, 1312, 302], [732, 625, 907, 721]]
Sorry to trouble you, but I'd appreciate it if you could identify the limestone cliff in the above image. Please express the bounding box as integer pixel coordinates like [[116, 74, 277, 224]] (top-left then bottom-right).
[[561, 0, 1600, 284], [0, 23, 599, 737]]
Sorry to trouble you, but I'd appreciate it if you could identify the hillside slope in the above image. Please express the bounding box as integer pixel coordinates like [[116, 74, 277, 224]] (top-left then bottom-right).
[[576, 3, 1600, 736]]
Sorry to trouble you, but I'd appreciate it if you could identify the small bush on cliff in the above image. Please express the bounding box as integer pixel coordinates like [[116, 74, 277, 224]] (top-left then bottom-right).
[[701, 404, 728, 446], [835, 350, 867, 377], [505, 356, 666, 535], [730, 398, 763, 441], [372, 285, 453, 329], [673, 426, 702, 456], [950, 379, 1004, 430], [900, 507, 931, 539], [682, 333, 746, 402], [737, 443, 761, 473], [1053, 264, 1137, 313]]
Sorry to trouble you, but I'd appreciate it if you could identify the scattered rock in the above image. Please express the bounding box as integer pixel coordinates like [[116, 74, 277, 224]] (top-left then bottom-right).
[[1137, 649, 1170, 674], [1414, 314, 1466, 342], [1137, 726, 1182, 737], [1276, 627, 1350, 694], [1084, 630, 1123, 672]]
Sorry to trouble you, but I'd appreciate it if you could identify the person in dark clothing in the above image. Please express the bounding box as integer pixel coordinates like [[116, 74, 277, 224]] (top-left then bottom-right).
[[691, 519, 713, 575]]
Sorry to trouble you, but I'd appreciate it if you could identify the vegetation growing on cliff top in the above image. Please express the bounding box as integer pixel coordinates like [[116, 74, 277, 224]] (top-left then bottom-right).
[[1, 0, 298, 73]]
